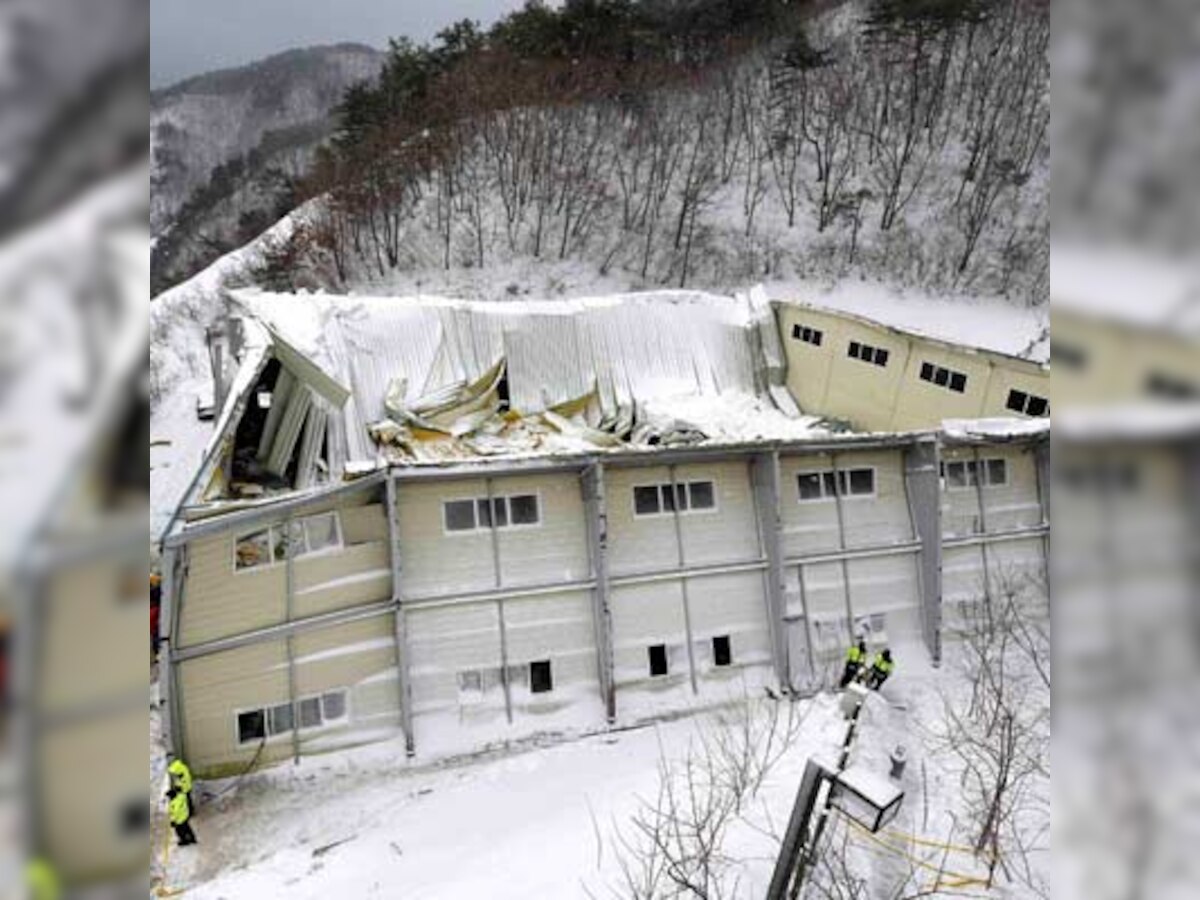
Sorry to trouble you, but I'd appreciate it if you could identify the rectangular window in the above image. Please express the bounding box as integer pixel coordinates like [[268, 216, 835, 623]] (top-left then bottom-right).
[[1050, 341, 1087, 369], [447, 495, 539, 531], [847, 340, 888, 367], [689, 481, 715, 509], [322, 691, 348, 722], [529, 660, 553, 694], [792, 324, 823, 346], [235, 529, 271, 571], [986, 459, 1008, 486], [268, 702, 294, 735], [846, 468, 874, 496], [237, 710, 266, 744], [797, 468, 874, 501], [712, 635, 732, 667], [1145, 371, 1198, 400], [1006, 388, 1049, 417], [633, 481, 716, 516], [510, 494, 539, 525], [445, 499, 477, 532], [797, 472, 824, 500], [458, 670, 483, 694], [303, 513, 340, 554], [944, 458, 1007, 489], [648, 644, 669, 677], [919, 361, 968, 393], [298, 697, 322, 729], [634, 485, 661, 516]]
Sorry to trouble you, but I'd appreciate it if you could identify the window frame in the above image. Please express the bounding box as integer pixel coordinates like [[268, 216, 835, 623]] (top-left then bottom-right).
[[847, 339, 889, 368], [529, 659, 554, 694], [791, 323, 824, 347], [711, 635, 732, 668], [1006, 388, 1050, 418], [233, 688, 351, 746], [795, 466, 877, 502], [232, 512, 344, 573], [631, 480, 719, 518], [442, 492, 543, 535], [648, 644, 669, 677], [919, 361, 969, 394], [942, 458, 1009, 490]]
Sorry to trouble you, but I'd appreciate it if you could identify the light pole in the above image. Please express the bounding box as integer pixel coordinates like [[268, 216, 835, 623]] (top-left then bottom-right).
[[766, 690, 904, 899]]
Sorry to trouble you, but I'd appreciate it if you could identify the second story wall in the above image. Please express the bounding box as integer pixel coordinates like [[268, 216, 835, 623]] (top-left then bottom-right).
[[776, 303, 1050, 431]]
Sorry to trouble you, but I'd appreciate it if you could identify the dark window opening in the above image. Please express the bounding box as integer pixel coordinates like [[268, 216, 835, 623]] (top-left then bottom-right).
[[119, 797, 150, 835], [530, 660, 553, 693], [648, 644, 668, 677], [237, 709, 266, 744], [712, 635, 732, 667], [1026, 395, 1049, 417], [689, 481, 715, 509], [510, 494, 539, 525], [949, 372, 967, 392], [497, 369, 511, 411], [634, 485, 660, 515], [445, 499, 477, 532], [920, 362, 935, 381], [1006, 389, 1027, 412]]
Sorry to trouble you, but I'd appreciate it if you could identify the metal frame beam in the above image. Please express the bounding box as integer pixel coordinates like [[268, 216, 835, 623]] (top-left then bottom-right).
[[385, 475, 416, 755], [750, 450, 789, 687], [582, 463, 617, 723], [903, 438, 943, 665]]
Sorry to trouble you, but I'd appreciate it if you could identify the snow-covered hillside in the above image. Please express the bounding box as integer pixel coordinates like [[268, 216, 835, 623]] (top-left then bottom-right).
[[150, 43, 383, 239]]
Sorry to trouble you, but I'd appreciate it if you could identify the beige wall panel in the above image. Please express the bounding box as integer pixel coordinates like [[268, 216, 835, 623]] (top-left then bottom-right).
[[606, 465, 687, 575], [178, 531, 286, 647], [780, 452, 841, 557], [291, 541, 391, 618], [494, 473, 590, 587], [37, 706, 148, 881], [686, 572, 773, 672], [396, 477, 496, 597], [676, 460, 761, 566], [291, 615, 398, 697], [891, 349, 991, 429], [501, 590, 596, 668], [339, 502, 388, 545], [941, 546, 989, 606], [610, 581, 689, 687], [178, 640, 293, 775], [407, 602, 502, 713], [798, 560, 847, 621], [39, 559, 147, 714]]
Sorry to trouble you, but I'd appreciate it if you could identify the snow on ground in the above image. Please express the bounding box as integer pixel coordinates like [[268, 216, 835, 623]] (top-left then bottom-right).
[[154, 639, 1042, 899]]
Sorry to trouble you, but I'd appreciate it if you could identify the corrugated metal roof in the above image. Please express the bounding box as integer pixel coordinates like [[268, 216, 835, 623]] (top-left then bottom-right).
[[227, 289, 788, 466]]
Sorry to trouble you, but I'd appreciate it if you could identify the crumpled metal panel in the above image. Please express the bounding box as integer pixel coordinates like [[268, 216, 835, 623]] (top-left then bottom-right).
[[230, 290, 780, 466]]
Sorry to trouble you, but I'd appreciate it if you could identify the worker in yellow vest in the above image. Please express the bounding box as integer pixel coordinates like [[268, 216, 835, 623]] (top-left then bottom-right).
[[167, 788, 197, 846], [25, 856, 60, 900], [866, 648, 895, 690], [168, 755, 194, 815], [839, 638, 868, 688]]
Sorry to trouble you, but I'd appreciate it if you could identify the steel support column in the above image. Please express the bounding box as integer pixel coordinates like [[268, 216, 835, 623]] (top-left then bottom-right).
[[385, 475, 416, 755], [903, 439, 943, 665], [581, 463, 617, 723], [750, 450, 790, 687]]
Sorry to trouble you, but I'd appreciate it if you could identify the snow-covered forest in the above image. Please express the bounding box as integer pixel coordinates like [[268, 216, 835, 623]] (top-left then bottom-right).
[[251, 0, 1048, 303]]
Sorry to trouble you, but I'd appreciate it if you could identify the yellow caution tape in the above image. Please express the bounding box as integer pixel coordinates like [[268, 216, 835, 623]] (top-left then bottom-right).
[[840, 813, 994, 890]]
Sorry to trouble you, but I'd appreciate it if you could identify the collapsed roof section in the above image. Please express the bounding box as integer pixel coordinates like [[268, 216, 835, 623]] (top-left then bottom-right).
[[183, 289, 823, 510]]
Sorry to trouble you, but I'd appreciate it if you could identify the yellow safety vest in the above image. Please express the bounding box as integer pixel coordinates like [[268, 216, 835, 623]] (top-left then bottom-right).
[[168, 759, 193, 794], [872, 656, 895, 675], [847, 645, 865, 664], [26, 857, 60, 900], [169, 792, 190, 826]]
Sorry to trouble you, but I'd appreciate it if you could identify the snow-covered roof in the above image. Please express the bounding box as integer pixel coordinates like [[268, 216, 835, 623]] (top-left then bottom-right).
[[0, 165, 148, 578], [1052, 243, 1200, 337], [225, 287, 817, 465], [941, 418, 1051, 443]]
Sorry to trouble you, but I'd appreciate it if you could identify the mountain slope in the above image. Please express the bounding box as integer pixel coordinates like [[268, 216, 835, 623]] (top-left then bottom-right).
[[150, 43, 383, 292]]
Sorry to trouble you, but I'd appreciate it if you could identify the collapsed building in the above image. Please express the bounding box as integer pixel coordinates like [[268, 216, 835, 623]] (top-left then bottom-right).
[[157, 287, 1050, 776]]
